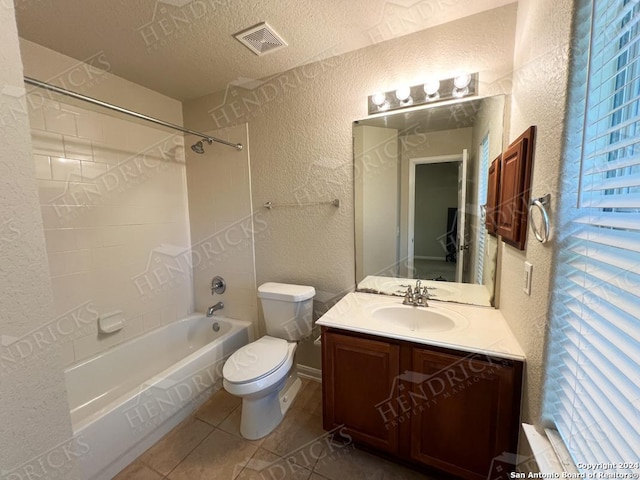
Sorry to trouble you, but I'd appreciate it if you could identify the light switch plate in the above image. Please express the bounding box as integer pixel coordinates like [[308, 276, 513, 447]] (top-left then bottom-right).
[[524, 261, 533, 295]]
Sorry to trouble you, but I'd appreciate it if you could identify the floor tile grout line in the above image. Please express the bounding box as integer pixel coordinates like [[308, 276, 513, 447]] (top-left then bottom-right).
[[235, 448, 318, 480], [195, 401, 241, 429], [232, 445, 272, 480], [161, 422, 218, 479], [123, 382, 324, 479], [137, 460, 168, 478]]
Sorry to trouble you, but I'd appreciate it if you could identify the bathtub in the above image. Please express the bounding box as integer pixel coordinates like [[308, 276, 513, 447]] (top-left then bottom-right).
[[64, 314, 251, 480]]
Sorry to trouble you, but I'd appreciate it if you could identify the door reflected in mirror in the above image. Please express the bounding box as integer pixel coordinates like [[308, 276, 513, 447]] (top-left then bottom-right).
[[353, 95, 505, 307]]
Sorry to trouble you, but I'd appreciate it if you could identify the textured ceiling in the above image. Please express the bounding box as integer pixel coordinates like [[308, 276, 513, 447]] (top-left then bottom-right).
[[15, 0, 515, 101]]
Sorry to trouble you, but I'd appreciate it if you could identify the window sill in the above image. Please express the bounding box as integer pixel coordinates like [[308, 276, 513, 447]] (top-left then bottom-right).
[[522, 424, 579, 474]]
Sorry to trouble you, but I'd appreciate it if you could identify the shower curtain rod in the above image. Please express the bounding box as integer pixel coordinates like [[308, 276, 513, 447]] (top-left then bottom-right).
[[23, 76, 243, 151]]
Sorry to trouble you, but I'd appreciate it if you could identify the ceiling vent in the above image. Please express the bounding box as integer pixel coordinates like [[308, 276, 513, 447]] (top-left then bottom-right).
[[234, 22, 288, 56]]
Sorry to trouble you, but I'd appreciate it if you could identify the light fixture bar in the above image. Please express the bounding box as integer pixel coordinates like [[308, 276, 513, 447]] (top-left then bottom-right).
[[367, 73, 478, 115]]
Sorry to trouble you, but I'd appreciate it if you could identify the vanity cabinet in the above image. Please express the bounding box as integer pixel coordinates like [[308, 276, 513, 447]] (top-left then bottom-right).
[[321, 327, 523, 480], [321, 330, 401, 454]]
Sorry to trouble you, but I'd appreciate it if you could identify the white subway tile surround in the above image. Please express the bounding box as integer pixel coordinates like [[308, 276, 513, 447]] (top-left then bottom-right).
[[29, 96, 192, 365]]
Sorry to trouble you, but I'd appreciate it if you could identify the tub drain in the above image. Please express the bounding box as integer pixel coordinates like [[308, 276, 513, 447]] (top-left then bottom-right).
[[212, 322, 220, 332]]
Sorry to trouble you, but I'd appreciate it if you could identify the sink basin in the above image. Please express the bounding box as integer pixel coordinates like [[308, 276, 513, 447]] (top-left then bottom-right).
[[370, 305, 468, 333]]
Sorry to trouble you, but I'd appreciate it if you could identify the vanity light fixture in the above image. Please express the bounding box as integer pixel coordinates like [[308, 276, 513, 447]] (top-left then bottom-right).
[[453, 73, 472, 97], [423, 79, 440, 101], [395, 86, 412, 104], [367, 72, 478, 114], [371, 91, 388, 110]]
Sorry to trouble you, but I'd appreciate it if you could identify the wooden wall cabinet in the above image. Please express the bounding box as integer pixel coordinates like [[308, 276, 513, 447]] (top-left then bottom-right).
[[485, 155, 501, 235], [495, 126, 536, 250], [322, 327, 523, 480]]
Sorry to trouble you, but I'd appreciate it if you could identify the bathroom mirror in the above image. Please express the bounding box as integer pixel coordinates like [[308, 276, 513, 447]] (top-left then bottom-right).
[[353, 95, 505, 306]]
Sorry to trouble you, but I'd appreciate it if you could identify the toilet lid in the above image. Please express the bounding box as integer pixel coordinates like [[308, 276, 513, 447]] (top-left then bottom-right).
[[223, 336, 289, 384]]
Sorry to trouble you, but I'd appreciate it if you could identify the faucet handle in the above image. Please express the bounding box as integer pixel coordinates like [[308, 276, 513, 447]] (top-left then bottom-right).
[[422, 286, 430, 298], [402, 286, 414, 305], [211, 276, 226, 294]]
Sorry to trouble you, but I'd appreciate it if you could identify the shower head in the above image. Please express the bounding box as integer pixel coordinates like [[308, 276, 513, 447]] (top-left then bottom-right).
[[191, 138, 214, 154], [191, 140, 205, 154]]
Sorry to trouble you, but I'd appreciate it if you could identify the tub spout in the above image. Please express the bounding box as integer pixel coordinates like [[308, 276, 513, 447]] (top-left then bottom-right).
[[207, 302, 224, 317]]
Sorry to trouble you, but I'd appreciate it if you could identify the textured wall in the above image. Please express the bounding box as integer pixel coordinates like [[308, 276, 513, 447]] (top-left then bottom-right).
[[0, 6, 79, 478], [499, 0, 574, 424], [20, 39, 183, 124], [183, 5, 518, 306], [20, 41, 192, 365]]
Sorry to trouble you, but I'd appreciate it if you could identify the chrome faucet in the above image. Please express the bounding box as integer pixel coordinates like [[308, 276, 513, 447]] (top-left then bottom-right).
[[402, 280, 429, 307], [207, 301, 224, 317]]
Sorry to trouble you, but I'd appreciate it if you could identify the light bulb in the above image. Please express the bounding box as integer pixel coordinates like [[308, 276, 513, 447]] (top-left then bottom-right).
[[423, 80, 440, 97], [454, 73, 471, 89], [371, 92, 387, 106], [395, 86, 411, 102]]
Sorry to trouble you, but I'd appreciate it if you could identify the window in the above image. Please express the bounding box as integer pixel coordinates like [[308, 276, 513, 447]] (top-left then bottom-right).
[[543, 0, 640, 473], [476, 133, 490, 285]]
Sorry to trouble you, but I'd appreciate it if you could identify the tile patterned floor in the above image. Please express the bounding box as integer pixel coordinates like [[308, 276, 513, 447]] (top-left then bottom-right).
[[114, 379, 436, 480]]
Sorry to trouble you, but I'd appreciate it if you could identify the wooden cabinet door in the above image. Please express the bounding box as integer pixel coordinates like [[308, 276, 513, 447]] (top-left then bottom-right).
[[496, 126, 536, 249], [485, 156, 501, 235], [409, 348, 521, 480], [496, 139, 526, 244], [322, 329, 400, 454]]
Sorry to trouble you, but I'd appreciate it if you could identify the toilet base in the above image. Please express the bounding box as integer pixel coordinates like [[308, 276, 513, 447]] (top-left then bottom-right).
[[239, 368, 302, 440]]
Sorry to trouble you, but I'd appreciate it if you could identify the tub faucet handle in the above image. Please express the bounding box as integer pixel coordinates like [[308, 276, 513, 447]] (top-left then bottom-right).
[[211, 276, 226, 295]]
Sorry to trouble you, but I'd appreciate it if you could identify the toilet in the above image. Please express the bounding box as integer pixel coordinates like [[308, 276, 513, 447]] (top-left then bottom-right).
[[222, 282, 315, 440]]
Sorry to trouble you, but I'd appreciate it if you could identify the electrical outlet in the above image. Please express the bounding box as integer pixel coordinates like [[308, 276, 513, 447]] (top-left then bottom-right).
[[524, 261, 533, 295]]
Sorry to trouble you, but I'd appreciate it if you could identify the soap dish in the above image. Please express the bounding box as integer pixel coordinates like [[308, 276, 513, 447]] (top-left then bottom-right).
[[99, 311, 126, 334]]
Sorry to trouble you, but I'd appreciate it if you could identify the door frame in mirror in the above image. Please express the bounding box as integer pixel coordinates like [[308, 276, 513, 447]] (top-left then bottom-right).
[[407, 153, 467, 282]]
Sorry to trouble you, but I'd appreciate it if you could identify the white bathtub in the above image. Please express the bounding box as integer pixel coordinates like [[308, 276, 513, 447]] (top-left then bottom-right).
[[65, 314, 251, 480]]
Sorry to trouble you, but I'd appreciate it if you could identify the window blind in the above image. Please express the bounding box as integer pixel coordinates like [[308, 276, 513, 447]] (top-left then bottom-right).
[[476, 133, 489, 285], [543, 0, 640, 474]]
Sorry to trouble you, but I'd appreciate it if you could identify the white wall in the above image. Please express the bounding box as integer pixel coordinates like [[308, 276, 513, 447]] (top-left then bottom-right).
[[20, 40, 193, 364], [500, 0, 574, 425], [183, 5, 519, 306], [185, 124, 259, 335], [354, 125, 399, 281], [0, 6, 79, 478]]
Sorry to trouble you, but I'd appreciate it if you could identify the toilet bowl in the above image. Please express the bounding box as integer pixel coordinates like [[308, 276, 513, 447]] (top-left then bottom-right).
[[222, 282, 315, 440]]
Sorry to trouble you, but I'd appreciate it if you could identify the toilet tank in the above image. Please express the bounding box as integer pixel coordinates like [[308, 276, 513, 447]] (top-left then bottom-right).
[[258, 283, 315, 341]]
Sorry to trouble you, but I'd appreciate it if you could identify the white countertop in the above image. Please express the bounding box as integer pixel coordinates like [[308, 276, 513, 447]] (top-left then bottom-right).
[[357, 275, 493, 307], [316, 292, 525, 361]]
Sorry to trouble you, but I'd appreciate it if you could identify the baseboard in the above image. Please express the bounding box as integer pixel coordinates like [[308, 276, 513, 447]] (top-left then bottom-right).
[[414, 255, 446, 261], [297, 364, 322, 382]]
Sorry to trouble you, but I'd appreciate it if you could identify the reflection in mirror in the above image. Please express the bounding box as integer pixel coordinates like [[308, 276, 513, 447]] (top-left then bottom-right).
[[353, 96, 505, 306]]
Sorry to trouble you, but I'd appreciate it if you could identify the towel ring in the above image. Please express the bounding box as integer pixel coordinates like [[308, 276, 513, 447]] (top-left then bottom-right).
[[529, 194, 551, 243]]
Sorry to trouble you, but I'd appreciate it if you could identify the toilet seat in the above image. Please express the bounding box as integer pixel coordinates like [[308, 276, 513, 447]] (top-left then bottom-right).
[[223, 336, 289, 384]]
